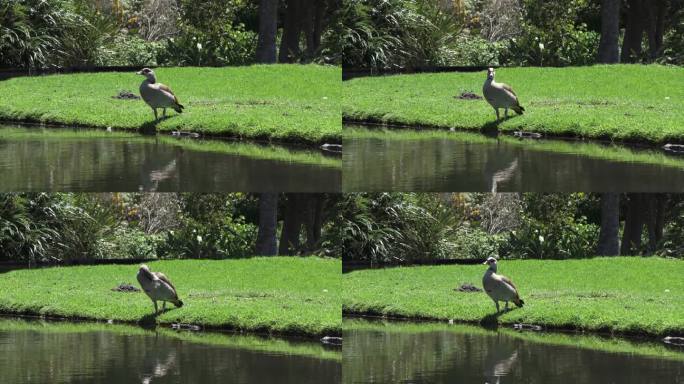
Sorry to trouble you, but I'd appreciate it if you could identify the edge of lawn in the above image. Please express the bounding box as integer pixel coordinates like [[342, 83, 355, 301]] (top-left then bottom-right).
[[0, 316, 341, 361], [343, 318, 684, 363], [342, 117, 676, 148], [343, 125, 684, 169], [0, 125, 341, 168]]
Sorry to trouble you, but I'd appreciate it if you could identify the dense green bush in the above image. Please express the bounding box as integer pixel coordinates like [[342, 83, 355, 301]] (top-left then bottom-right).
[[157, 194, 257, 259], [498, 0, 600, 66], [335, 193, 461, 264], [97, 33, 166, 67], [500, 194, 599, 259]]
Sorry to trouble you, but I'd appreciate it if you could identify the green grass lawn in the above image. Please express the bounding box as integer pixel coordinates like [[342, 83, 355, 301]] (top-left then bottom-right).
[[0, 257, 341, 338], [343, 257, 684, 337], [0, 65, 341, 145], [343, 65, 684, 144]]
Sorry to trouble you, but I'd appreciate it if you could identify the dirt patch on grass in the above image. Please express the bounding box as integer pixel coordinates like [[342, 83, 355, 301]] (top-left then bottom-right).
[[454, 92, 482, 100]]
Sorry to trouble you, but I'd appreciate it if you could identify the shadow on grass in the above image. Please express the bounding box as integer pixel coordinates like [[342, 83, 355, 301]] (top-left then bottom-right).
[[480, 113, 523, 133], [479, 306, 522, 328], [138, 115, 176, 135], [138, 307, 176, 325]]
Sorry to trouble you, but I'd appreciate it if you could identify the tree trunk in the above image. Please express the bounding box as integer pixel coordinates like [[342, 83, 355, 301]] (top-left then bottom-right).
[[596, 193, 620, 255], [279, 0, 304, 63], [255, 193, 278, 255], [597, 0, 621, 63], [621, 0, 646, 63], [256, 0, 278, 63], [279, 194, 305, 255], [646, 0, 667, 60], [303, 194, 325, 251], [620, 194, 645, 255]]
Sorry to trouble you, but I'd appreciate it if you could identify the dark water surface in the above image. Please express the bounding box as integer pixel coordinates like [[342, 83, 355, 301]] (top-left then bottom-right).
[[0, 318, 340, 384], [343, 131, 684, 192], [344, 320, 684, 384], [0, 127, 340, 192]]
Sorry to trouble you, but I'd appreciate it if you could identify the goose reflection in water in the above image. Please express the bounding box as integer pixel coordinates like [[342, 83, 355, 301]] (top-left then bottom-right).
[[140, 335, 178, 384], [141, 159, 178, 191], [490, 159, 518, 193], [483, 339, 519, 384]]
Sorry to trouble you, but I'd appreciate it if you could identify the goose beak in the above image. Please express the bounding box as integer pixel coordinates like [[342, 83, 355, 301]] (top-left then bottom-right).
[[136, 70, 143, 75], [483, 260, 489, 265]]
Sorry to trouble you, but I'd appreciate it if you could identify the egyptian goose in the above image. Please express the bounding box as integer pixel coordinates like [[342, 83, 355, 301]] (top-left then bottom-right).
[[137, 68, 184, 120], [482, 257, 524, 312], [136, 264, 183, 313], [482, 68, 525, 120]]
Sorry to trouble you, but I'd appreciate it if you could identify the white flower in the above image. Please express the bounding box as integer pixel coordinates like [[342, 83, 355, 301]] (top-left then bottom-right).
[[197, 43, 203, 50], [539, 43, 545, 50], [197, 235, 203, 243], [539, 235, 544, 243]]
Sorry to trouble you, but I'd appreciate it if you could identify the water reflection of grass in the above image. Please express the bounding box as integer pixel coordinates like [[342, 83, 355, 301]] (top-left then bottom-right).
[[343, 257, 684, 337], [343, 65, 684, 144], [0, 65, 340, 145], [0, 257, 341, 338], [344, 126, 684, 169], [344, 319, 684, 363], [0, 317, 340, 361], [0, 126, 340, 168]]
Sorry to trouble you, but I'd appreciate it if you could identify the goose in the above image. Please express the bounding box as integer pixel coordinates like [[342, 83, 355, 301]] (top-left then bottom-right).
[[482, 67, 525, 120], [136, 264, 183, 313], [137, 68, 184, 120], [482, 257, 524, 312]]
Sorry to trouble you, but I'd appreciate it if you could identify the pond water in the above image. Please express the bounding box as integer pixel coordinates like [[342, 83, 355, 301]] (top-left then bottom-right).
[[343, 128, 684, 191], [0, 317, 340, 384], [0, 126, 341, 192], [344, 319, 684, 384]]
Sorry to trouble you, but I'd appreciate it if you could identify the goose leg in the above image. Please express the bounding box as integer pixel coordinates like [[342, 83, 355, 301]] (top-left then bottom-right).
[[505, 301, 510, 311], [494, 300, 500, 313], [494, 108, 500, 120], [163, 108, 167, 117], [162, 301, 167, 311], [153, 300, 158, 314], [153, 108, 158, 120], [504, 108, 509, 119]]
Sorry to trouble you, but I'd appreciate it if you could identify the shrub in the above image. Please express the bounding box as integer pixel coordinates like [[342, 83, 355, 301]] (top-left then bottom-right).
[[97, 32, 166, 67]]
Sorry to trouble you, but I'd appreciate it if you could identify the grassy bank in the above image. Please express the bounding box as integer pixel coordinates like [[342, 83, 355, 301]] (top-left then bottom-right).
[[345, 319, 684, 363], [343, 257, 684, 337], [0, 257, 341, 338], [0, 65, 341, 146], [343, 65, 684, 144], [0, 317, 340, 361], [344, 126, 684, 169], [0, 125, 341, 168]]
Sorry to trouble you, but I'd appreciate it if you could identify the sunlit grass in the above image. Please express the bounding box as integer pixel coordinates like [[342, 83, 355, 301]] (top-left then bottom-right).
[[343, 257, 684, 336], [0, 257, 341, 338], [0, 65, 341, 145], [343, 65, 684, 144]]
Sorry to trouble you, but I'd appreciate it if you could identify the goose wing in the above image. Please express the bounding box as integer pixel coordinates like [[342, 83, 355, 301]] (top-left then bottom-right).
[[153, 271, 177, 294], [501, 83, 518, 99], [499, 274, 519, 296], [158, 83, 181, 104]]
